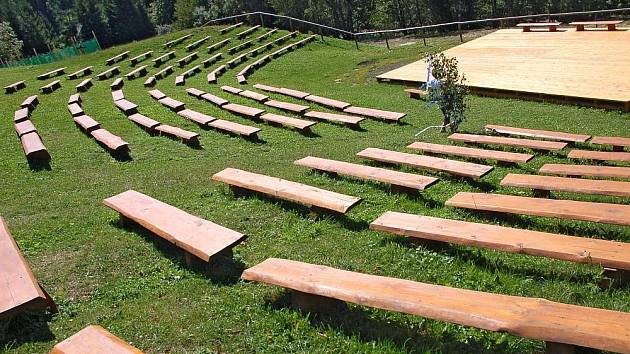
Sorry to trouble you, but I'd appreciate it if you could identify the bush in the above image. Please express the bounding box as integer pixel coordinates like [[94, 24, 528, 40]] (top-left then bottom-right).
[[427, 53, 469, 132]]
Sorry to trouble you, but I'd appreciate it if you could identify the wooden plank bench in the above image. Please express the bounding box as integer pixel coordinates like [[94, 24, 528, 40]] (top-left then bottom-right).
[[256, 28, 277, 41], [37, 67, 66, 80], [76, 78, 92, 92], [96, 66, 120, 80], [222, 103, 264, 118], [251, 55, 270, 68], [484, 124, 591, 143], [239, 90, 268, 102], [201, 92, 229, 106], [236, 73, 248, 84], [539, 163, 630, 179], [175, 76, 185, 86], [125, 65, 148, 80], [158, 97, 185, 112], [449, 133, 568, 151], [253, 83, 283, 94], [227, 40, 253, 54], [241, 258, 630, 354], [148, 89, 166, 100], [305, 95, 351, 110], [177, 52, 198, 67], [67, 94, 80, 105], [21, 95, 39, 110], [144, 76, 156, 87], [260, 113, 316, 132], [186, 35, 211, 51], [202, 53, 222, 67], [371, 211, 630, 275], [207, 65, 226, 84], [186, 88, 206, 98], [264, 100, 309, 114], [5, 80, 26, 94], [103, 190, 246, 265], [219, 22, 243, 34], [41, 80, 61, 94], [221, 85, 243, 94], [182, 65, 201, 78], [407, 142, 534, 164], [446, 192, 630, 226], [501, 173, 630, 198], [152, 51, 176, 66], [236, 25, 261, 39], [177, 109, 216, 125], [50, 325, 142, 354], [20, 132, 51, 161], [129, 51, 153, 66], [570, 20, 623, 31], [517, 22, 562, 32], [343, 106, 406, 122], [110, 78, 124, 90], [208, 119, 261, 139], [164, 33, 193, 48], [105, 51, 129, 65], [304, 111, 364, 127], [590, 136, 630, 152], [15, 120, 37, 137], [67, 66, 92, 80], [227, 53, 248, 68], [111, 90, 125, 102], [248, 41, 274, 56], [357, 148, 494, 179], [568, 149, 630, 162], [67, 103, 84, 117], [155, 65, 174, 80], [114, 99, 138, 115], [155, 124, 200, 144], [91, 129, 129, 154], [14, 108, 30, 123], [73, 115, 101, 133], [207, 38, 230, 53], [0, 216, 56, 320], [296, 156, 438, 192], [213, 168, 362, 214], [128, 113, 160, 131], [272, 31, 298, 45], [405, 88, 428, 99]]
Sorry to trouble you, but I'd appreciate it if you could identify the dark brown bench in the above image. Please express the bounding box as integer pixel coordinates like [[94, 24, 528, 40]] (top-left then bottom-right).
[[186, 35, 211, 51], [50, 325, 142, 354], [37, 67, 66, 80], [501, 173, 630, 197], [41, 80, 61, 94], [76, 78, 93, 92], [105, 51, 129, 65], [5, 81, 26, 94], [129, 51, 153, 66], [67, 66, 93, 80], [407, 142, 534, 164], [568, 149, 630, 162], [539, 163, 630, 179], [236, 25, 261, 39], [484, 124, 591, 143], [164, 34, 193, 48]]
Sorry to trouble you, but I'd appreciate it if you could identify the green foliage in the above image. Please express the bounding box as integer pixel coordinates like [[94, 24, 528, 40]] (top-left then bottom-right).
[[107, 0, 155, 44], [428, 53, 469, 132], [74, 0, 112, 46], [174, 0, 202, 29], [149, 0, 175, 26], [0, 21, 23, 60]]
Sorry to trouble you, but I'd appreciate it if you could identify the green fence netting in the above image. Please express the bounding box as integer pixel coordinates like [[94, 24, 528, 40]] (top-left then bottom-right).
[[1, 38, 101, 68]]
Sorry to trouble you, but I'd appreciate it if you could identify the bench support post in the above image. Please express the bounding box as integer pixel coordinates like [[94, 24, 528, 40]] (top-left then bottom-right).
[[390, 184, 418, 195], [601, 268, 630, 287], [612, 145, 624, 152], [532, 189, 551, 198], [545, 342, 576, 354], [290, 290, 344, 314]]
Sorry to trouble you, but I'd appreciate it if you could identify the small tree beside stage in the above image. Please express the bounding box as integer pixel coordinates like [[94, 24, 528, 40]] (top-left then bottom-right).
[[427, 53, 469, 133]]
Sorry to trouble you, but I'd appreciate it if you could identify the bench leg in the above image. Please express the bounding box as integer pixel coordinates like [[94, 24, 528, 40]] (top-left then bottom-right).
[[533, 189, 551, 198], [390, 184, 418, 195], [607, 24, 616, 31], [290, 290, 345, 314], [39, 284, 58, 314], [576, 25, 585, 31], [612, 145, 624, 152], [545, 342, 576, 354], [408, 237, 442, 249], [601, 268, 630, 287]]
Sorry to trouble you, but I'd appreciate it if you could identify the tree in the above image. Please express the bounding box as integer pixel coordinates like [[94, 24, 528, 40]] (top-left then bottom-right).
[[174, 0, 201, 29], [149, 0, 175, 25], [106, 0, 154, 44], [427, 53, 469, 132], [0, 21, 23, 61], [74, 0, 112, 47]]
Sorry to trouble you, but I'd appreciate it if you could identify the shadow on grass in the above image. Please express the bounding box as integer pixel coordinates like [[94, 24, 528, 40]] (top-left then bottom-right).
[[109, 219, 245, 285], [0, 312, 54, 348], [27, 158, 51, 171], [265, 291, 516, 354]]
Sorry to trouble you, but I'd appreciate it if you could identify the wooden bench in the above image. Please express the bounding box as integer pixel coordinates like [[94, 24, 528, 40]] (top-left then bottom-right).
[[227, 40, 253, 54], [264, 100, 309, 114], [105, 51, 129, 65], [517, 22, 562, 32], [222, 103, 264, 118], [152, 51, 176, 66], [21, 95, 39, 110], [539, 163, 630, 179], [222, 85, 244, 94], [37, 67, 66, 80], [227, 53, 248, 68], [357, 148, 494, 179], [186, 88, 206, 98], [219, 22, 243, 34], [73, 115, 101, 133], [110, 78, 124, 90], [253, 83, 283, 94], [129, 51, 153, 66], [91, 129, 129, 154], [407, 142, 534, 164], [568, 149, 630, 162], [103, 190, 246, 265], [570, 20, 623, 31], [144, 76, 156, 87], [125, 65, 148, 80], [181, 65, 201, 78], [449, 133, 568, 151], [96, 66, 120, 80], [175, 75, 186, 86], [256, 28, 277, 41], [67, 103, 84, 117], [272, 31, 298, 45], [590, 136, 630, 152], [305, 95, 350, 109], [20, 132, 51, 161], [446, 192, 630, 226], [5, 80, 26, 94], [158, 97, 185, 112], [155, 66, 174, 80], [242, 258, 630, 354], [207, 65, 226, 84], [41, 80, 61, 94], [164, 33, 193, 48], [304, 111, 363, 127], [248, 42, 274, 56], [207, 38, 230, 53], [177, 109, 216, 125], [484, 124, 591, 143], [260, 113, 316, 132], [208, 119, 261, 139], [405, 88, 428, 99], [50, 325, 142, 354], [201, 92, 229, 106], [0, 216, 56, 320], [213, 168, 362, 214], [501, 173, 630, 198], [186, 35, 211, 51], [148, 89, 166, 100], [128, 113, 160, 131], [15, 120, 37, 137], [296, 156, 438, 193], [114, 99, 138, 115], [236, 25, 260, 39], [75, 78, 92, 92], [236, 74, 248, 84], [240, 90, 268, 102], [111, 90, 125, 102], [177, 52, 198, 67], [202, 53, 222, 67], [67, 94, 80, 105], [14, 108, 30, 123], [343, 106, 405, 122], [67, 66, 92, 80], [155, 124, 200, 144], [251, 55, 270, 68]]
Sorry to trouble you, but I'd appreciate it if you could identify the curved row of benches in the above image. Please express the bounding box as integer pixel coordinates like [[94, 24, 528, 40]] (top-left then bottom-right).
[[14, 95, 51, 163], [69, 95, 129, 155]]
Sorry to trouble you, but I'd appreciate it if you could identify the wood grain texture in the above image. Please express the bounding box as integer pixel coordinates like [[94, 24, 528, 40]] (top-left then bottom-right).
[[500, 173, 630, 197], [484, 124, 591, 143], [449, 133, 567, 151], [539, 164, 630, 179], [407, 142, 533, 164], [568, 149, 630, 162], [51, 325, 143, 354]]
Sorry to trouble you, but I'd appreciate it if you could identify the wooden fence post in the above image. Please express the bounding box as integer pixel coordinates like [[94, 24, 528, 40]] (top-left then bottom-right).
[[259, 13, 264, 27]]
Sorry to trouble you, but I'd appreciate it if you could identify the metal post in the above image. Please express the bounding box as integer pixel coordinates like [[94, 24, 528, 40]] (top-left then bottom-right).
[[354, 34, 359, 50], [259, 13, 264, 27], [92, 30, 101, 50], [33, 48, 38, 56], [458, 23, 463, 42]]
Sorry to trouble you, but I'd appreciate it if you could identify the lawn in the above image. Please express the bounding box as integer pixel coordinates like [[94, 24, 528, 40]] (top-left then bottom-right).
[[1, 25, 629, 353]]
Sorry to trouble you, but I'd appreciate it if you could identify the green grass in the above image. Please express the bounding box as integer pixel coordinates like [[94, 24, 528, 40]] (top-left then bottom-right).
[[1, 25, 629, 353]]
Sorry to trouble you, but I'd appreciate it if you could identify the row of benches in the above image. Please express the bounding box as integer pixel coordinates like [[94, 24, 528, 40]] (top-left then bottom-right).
[[517, 20, 623, 32], [14, 95, 51, 163], [69, 96, 130, 154]]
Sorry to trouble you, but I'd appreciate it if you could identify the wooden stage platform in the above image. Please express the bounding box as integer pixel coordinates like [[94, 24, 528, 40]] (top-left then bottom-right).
[[377, 29, 630, 111]]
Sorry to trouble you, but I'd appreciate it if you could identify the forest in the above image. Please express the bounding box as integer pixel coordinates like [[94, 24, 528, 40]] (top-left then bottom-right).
[[0, 0, 627, 60]]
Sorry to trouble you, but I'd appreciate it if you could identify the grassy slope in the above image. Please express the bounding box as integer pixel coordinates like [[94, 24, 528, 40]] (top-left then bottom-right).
[[1, 25, 629, 353]]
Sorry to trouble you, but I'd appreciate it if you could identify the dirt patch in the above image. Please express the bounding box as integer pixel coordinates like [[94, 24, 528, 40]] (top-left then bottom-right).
[[366, 60, 415, 78]]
